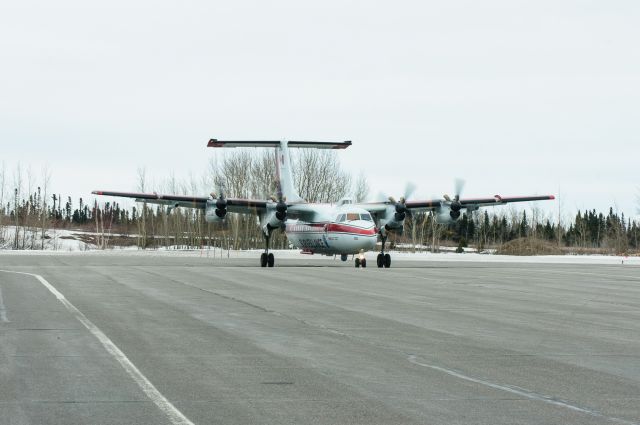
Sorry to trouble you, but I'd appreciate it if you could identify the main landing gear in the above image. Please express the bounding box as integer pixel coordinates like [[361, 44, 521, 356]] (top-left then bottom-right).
[[260, 232, 275, 267], [260, 252, 274, 267], [376, 234, 392, 268]]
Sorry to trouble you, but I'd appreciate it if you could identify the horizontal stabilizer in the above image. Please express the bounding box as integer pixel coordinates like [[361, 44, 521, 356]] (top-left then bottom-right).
[[288, 141, 351, 149], [207, 139, 351, 149]]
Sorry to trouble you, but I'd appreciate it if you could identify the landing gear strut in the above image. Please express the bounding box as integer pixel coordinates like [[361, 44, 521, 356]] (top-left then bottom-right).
[[260, 232, 275, 267], [376, 234, 391, 268]]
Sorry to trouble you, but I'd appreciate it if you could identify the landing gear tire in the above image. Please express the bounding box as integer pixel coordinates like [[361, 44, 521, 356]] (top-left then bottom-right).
[[340, 253, 348, 262], [376, 253, 384, 268], [383, 253, 391, 268], [267, 253, 275, 268], [260, 253, 268, 267], [355, 258, 361, 268]]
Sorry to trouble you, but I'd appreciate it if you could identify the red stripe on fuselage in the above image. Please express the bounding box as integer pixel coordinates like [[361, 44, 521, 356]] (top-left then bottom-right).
[[286, 222, 376, 236], [326, 223, 376, 236]]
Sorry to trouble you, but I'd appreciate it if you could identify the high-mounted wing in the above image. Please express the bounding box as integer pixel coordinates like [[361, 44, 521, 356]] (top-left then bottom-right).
[[358, 194, 554, 211], [406, 194, 555, 210], [357, 194, 555, 235], [92, 190, 269, 214]]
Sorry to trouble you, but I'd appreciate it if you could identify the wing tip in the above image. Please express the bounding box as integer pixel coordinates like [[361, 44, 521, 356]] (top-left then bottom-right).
[[333, 141, 352, 149], [207, 138, 223, 147]]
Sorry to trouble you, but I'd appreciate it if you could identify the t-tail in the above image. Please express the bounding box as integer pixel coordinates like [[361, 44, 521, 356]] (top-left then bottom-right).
[[207, 139, 352, 203]]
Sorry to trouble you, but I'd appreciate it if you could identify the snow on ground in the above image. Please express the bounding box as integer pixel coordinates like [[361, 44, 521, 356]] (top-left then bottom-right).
[[0, 244, 637, 266], [1, 226, 638, 265], [0, 226, 126, 252]]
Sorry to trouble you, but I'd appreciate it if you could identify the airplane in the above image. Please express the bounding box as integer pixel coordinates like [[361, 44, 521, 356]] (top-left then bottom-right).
[[93, 140, 555, 268]]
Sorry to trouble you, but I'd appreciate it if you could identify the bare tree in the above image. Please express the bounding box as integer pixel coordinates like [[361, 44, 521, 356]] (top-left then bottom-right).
[[352, 172, 369, 203], [12, 164, 23, 249], [39, 165, 52, 250], [0, 162, 5, 247], [0, 161, 5, 216], [433, 212, 443, 252], [293, 150, 352, 203], [136, 166, 148, 248]]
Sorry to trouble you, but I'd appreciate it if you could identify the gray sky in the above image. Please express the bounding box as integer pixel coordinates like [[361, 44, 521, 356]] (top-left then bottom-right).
[[1, 1, 638, 219]]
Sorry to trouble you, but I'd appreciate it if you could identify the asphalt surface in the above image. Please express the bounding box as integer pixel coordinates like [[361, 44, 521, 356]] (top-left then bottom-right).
[[0, 253, 639, 425]]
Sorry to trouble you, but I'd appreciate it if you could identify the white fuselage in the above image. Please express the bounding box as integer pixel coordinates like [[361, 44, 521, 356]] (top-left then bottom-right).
[[285, 205, 378, 255]]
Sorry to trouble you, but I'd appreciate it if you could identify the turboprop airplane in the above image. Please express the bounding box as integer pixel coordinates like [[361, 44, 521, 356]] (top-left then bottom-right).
[[93, 140, 554, 268]]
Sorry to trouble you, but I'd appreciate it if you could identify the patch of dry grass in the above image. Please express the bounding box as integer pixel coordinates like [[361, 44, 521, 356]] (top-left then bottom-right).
[[496, 238, 563, 256]]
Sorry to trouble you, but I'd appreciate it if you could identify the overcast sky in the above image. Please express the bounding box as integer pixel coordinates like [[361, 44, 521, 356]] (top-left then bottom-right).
[[1, 1, 638, 219]]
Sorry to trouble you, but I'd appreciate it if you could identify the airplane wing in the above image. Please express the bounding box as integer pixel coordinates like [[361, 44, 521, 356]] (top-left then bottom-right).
[[406, 194, 556, 210], [356, 193, 554, 232], [359, 194, 554, 212], [91, 190, 269, 213]]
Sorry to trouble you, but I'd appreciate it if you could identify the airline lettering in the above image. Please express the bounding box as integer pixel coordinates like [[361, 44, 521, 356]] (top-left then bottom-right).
[[298, 237, 329, 249]]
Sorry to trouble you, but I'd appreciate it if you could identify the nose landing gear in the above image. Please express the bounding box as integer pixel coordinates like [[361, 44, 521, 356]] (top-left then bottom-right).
[[355, 257, 367, 268]]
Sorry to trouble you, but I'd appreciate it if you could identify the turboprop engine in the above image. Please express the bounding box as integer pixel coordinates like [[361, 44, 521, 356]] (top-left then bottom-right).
[[435, 204, 479, 225], [378, 183, 417, 236], [380, 201, 406, 236], [435, 178, 467, 224], [436, 206, 458, 224], [262, 200, 287, 232], [205, 193, 227, 223]]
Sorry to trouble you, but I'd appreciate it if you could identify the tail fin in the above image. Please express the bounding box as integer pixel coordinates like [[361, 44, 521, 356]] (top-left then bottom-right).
[[273, 141, 302, 202], [207, 139, 351, 203]]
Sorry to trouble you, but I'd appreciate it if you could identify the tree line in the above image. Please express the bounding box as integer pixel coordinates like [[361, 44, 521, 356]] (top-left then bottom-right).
[[0, 157, 638, 254]]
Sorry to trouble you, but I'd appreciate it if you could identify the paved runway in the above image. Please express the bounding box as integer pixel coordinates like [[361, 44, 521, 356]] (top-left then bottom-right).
[[1, 253, 639, 425]]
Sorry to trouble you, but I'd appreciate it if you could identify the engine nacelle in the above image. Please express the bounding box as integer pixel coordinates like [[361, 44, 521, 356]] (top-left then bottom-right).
[[394, 203, 407, 222], [383, 220, 404, 235], [435, 207, 459, 225], [378, 204, 405, 236], [275, 201, 287, 221], [262, 201, 288, 233], [205, 200, 226, 223], [262, 211, 285, 232]]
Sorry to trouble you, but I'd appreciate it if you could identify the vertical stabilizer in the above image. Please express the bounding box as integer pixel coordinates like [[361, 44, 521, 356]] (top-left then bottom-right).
[[275, 141, 304, 202]]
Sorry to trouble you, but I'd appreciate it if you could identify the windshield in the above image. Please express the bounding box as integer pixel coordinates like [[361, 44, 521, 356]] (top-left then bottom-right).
[[336, 212, 373, 222]]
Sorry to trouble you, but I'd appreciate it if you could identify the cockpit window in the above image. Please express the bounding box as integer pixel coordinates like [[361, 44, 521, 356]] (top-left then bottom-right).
[[360, 213, 373, 222], [337, 212, 372, 222], [346, 213, 360, 221]]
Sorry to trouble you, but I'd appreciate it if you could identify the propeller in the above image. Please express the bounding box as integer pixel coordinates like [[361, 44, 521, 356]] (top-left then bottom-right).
[[211, 178, 227, 218], [272, 178, 287, 222], [389, 182, 416, 222], [443, 178, 465, 220]]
